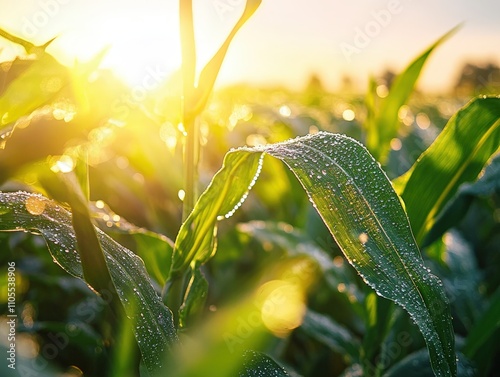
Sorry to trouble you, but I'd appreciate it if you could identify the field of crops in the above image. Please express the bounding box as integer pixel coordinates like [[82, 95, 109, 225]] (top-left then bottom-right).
[[0, 2, 499, 377]]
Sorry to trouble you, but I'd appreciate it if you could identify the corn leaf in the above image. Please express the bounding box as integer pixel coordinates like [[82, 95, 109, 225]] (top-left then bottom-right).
[[366, 27, 458, 163], [382, 349, 474, 377], [172, 131, 456, 377], [423, 154, 500, 247], [168, 152, 264, 279], [188, 0, 262, 116], [0, 27, 54, 55], [239, 350, 289, 377], [300, 309, 361, 362], [462, 287, 500, 360], [179, 266, 209, 328], [394, 96, 500, 244], [0, 53, 69, 128], [0, 191, 178, 377]]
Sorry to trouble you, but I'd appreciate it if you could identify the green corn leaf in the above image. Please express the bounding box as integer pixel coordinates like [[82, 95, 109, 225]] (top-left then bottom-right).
[[179, 0, 196, 104], [394, 96, 500, 244], [382, 349, 475, 377], [300, 309, 361, 362], [60, 173, 116, 298], [239, 350, 289, 377], [366, 26, 458, 163], [179, 266, 209, 328], [0, 44, 106, 131], [263, 132, 456, 377], [188, 0, 262, 116], [0, 27, 55, 55], [168, 152, 264, 279], [172, 131, 456, 377], [0, 191, 178, 377], [423, 154, 500, 247], [462, 287, 500, 360], [0, 53, 69, 128]]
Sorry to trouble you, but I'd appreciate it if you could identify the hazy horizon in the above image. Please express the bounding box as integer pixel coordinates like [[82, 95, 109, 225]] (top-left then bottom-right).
[[1, 0, 499, 94]]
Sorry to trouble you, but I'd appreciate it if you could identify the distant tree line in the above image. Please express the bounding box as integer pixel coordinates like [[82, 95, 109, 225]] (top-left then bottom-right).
[[453, 62, 500, 96]]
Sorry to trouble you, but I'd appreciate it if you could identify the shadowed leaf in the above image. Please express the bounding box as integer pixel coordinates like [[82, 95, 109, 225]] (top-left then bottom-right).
[[0, 191, 178, 377], [394, 96, 500, 244]]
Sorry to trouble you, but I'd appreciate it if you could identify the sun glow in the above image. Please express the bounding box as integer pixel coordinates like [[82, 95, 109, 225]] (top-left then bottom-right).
[[44, 0, 245, 90], [0, 0, 250, 92], [50, 12, 182, 88]]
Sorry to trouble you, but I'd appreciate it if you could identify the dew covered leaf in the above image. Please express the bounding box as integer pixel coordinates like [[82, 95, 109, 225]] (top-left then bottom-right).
[[394, 96, 500, 244], [170, 131, 456, 376], [260, 132, 456, 377], [238, 350, 289, 377], [0, 191, 177, 377], [168, 152, 264, 279]]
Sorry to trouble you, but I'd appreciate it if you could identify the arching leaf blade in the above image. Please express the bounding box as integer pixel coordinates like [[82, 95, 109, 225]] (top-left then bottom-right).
[[169, 131, 456, 376], [260, 132, 456, 377], [0, 191, 178, 377], [395, 96, 500, 243], [367, 26, 458, 162], [168, 152, 263, 279]]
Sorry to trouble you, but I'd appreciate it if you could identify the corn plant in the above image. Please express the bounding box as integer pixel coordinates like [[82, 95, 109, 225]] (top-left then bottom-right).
[[0, 1, 499, 377]]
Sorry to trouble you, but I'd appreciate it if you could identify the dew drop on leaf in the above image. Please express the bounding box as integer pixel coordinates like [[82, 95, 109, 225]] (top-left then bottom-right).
[[25, 196, 46, 215]]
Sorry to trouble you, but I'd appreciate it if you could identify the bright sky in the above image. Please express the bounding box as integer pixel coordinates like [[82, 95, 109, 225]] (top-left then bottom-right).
[[1, 0, 499, 93]]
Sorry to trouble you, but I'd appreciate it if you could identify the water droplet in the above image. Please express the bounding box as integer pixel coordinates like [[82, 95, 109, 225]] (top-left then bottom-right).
[[358, 232, 369, 245], [25, 195, 46, 215]]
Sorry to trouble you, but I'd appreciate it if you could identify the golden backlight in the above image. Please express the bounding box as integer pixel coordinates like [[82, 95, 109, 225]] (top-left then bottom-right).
[[52, 13, 182, 88], [45, 1, 245, 90]]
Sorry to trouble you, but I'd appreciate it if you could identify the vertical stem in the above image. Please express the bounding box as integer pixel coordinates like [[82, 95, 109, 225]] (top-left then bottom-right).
[[163, 0, 198, 322], [183, 115, 199, 220], [179, 0, 198, 221]]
